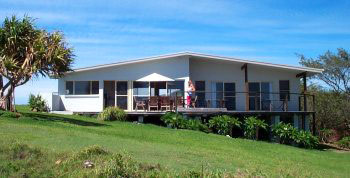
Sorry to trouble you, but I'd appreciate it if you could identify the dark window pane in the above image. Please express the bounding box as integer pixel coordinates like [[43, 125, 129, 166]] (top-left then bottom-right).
[[167, 81, 184, 96], [91, 81, 99, 94], [225, 97, 236, 110], [133, 82, 149, 95], [117, 81, 127, 95], [249, 97, 261, 110], [279, 80, 290, 100], [279, 80, 290, 90], [66, 81, 73, 95], [75, 81, 90, 94], [248, 83, 260, 96], [195, 81, 205, 91], [196, 92, 206, 107], [117, 96, 127, 110], [224, 83, 235, 96]]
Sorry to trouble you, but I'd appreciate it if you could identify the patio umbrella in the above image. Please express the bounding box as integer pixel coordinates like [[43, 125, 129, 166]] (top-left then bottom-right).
[[136, 73, 175, 82]]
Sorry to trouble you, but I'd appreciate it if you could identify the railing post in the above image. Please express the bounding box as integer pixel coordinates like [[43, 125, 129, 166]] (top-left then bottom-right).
[[284, 94, 288, 111], [304, 93, 307, 112], [175, 91, 177, 113], [255, 92, 258, 110], [312, 95, 315, 112]]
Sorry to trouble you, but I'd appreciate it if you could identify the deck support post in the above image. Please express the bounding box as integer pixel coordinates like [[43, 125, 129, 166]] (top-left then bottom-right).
[[138, 115, 144, 123], [241, 63, 249, 111], [296, 72, 308, 111], [293, 114, 299, 129]]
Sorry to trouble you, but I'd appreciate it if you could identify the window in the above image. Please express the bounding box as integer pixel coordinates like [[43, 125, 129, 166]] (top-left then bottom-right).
[[195, 81, 206, 107], [133, 81, 149, 96], [279, 80, 290, 101], [211, 82, 236, 110], [224, 83, 236, 110], [91, 81, 99, 94], [133, 81, 149, 109], [66, 81, 99, 95], [116, 81, 128, 110], [75, 81, 90, 94], [248, 82, 272, 110], [167, 81, 184, 96], [66, 81, 73, 95]]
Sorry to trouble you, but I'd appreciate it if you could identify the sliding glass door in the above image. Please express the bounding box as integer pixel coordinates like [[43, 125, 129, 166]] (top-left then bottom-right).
[[211, 82, 236, 110], [249, 82, 272, 110]]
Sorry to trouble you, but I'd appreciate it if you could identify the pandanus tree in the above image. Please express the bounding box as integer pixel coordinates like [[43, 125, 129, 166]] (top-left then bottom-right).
[[0, 16, 74, 111]]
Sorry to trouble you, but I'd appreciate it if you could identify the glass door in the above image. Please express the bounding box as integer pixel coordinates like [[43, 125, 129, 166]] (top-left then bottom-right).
[[261, 82, 272, 111], [116, 81, 128, 110], [104, 81, 115, 108]]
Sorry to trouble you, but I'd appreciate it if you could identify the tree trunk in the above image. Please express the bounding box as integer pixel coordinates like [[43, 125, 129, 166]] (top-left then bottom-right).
[[255, 127, 259, 140], [0, 75, 3, 97]]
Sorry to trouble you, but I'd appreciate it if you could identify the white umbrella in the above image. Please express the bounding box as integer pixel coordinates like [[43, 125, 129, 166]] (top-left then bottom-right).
[[136, 73, 175, 82]]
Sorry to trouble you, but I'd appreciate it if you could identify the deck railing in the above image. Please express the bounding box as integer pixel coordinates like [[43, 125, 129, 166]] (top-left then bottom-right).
[[174, 91, 315, 112]]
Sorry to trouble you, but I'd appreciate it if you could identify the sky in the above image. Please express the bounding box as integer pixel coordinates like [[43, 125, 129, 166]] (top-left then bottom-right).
[[1, 0, 350, 104]]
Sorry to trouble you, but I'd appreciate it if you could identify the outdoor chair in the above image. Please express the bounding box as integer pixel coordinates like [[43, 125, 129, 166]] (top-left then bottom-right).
[[160, 96, 171, 111], [134, 96, 146, 111], [148, 96, 159, 111]]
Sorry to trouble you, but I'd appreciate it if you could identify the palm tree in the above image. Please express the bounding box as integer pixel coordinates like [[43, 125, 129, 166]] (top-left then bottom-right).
[[0, 15, 74, 111]]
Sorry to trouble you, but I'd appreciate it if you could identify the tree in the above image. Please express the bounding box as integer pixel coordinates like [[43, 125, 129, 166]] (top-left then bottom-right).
[[299, 48, 350, 95], [0, 15, 74, 111]]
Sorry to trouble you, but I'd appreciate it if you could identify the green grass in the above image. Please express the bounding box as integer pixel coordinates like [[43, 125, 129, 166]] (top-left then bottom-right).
[[0, 105, 349, 177]]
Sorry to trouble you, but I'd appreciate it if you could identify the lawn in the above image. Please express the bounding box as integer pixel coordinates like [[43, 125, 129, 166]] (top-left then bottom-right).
[[0, 105, 349, 177]]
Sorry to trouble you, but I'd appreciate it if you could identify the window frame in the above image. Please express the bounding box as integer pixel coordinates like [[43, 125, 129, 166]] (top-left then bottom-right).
[[65, 81, 99, 95], [115, 81, 128, 110], [279, 80, 290, 101]]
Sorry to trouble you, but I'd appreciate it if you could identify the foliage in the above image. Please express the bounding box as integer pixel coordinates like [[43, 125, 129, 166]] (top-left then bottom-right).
[[319, 128, 334, 143], [0, 111, 21, 118], [294, 130, 319, 149], [308, 86, 350, 138], [209, 115, 241, 135], [160, 112, 187, 129], [299, 48, 350, 95], [28, 94, 49, 112], [271, 122, 299, 144], [272, 122, 319, 149], [337, 137, 350, 149], [97, 107, 126, 121], [186, 119, 210, 133], [0, 15, 74, 111], [161, 112, 210, 132], [243, 116, 268, 140]]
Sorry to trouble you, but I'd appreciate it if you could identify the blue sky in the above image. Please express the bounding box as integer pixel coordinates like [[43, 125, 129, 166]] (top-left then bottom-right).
[[1, 0, 349, 104]]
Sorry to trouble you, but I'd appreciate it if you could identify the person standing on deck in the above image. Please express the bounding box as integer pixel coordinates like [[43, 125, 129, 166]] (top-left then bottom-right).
[[187, 80, 196, 107]]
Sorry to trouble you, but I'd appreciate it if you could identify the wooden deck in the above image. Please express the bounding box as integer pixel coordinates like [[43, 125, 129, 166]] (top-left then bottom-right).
[[126, 107, 315, 116]]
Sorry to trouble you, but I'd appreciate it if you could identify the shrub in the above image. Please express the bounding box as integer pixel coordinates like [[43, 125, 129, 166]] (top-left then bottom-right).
[[209, 115, 241, 136], [75, 145, 109, 158], [243, 116, 267, 140], [319, 128, 334, 143], [272, 122, 319, 149], [271, 122, 299, 144], [0, 111, 21, 118], [28, 94, 49, 112], [337, 137, 350, 149], [187, 119, 210, 133], [294, 130, 319, 149], [160, 112, 187, 129], [97, 107, 126, 121]]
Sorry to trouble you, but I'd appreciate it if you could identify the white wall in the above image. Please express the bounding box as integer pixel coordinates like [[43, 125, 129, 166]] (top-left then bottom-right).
[[189, 57, 301, 111], [57, 56, 189, 112]]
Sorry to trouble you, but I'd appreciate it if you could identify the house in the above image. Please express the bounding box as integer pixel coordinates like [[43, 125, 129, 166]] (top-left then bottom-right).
[[46, 52, 323, 132]]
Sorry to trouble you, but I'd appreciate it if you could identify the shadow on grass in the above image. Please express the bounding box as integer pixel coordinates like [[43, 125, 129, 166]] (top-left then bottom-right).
[[20, 112, 108, 127]]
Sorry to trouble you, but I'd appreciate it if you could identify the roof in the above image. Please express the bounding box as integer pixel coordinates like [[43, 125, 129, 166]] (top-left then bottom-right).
[[71, 51, 324, 74]]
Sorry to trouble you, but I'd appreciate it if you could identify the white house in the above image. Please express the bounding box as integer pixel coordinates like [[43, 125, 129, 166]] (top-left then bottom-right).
[[47, 51, 322, 113]]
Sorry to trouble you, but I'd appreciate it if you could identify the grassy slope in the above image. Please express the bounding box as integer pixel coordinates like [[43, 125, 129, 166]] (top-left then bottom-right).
[[0, 105, 349, 177]]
